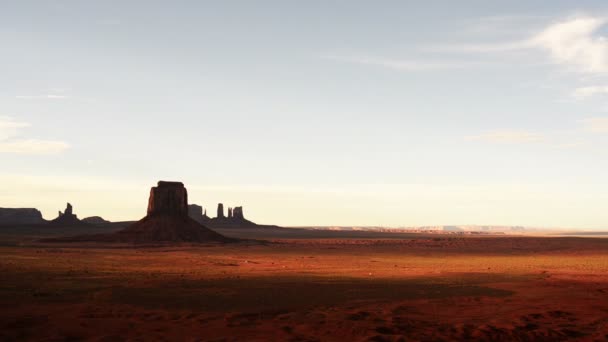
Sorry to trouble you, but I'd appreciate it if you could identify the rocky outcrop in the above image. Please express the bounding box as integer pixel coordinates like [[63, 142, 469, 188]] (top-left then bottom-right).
[[46, 181, 230, 244], [188, 201, 257, 228], [49, 203, 84, 226], [233, 206, 244, 220], [217, 203, 225, 218], [112, 181, 228, 243], [188, 204, 210, 224], [147, 181, 188, 217], [0, 208, 46, 225], [208, 204, 257, 228], [82, 216, 110, 225]]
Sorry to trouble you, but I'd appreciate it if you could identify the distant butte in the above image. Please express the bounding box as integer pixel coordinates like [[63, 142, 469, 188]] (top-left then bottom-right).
[[198, 203, 260, 228], [48, 203, 85, 226], [113, 181, 230, 243], [188, 204, 210, 224], [45, 181, 231, 244]]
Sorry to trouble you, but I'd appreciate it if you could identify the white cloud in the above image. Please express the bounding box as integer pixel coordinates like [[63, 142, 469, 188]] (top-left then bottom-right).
[[465, 130, 545, 144], [572, 86, 608, 99], [529, 16, 608, 73], [579, 117, 608, 133], [0, 116, 69, 154], [326, 15, 608, 76], [424, 15, 608, 75]]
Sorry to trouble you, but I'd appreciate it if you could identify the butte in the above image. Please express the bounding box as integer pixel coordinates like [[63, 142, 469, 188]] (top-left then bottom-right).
[[46, 181, 230, 244]]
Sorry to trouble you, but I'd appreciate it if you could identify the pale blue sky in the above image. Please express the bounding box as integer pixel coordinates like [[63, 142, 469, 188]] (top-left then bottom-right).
[[3, 1, 608, 228]]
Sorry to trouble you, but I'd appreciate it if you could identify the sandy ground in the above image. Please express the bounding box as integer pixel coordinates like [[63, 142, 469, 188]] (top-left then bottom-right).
[[1, 236, 608, 341]]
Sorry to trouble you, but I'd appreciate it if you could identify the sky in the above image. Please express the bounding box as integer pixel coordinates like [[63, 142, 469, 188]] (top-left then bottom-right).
[[3, 1, 608, 228]]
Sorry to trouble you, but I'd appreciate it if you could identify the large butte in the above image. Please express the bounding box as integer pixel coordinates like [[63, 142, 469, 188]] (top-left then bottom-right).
[[115, 181, 229, 243]]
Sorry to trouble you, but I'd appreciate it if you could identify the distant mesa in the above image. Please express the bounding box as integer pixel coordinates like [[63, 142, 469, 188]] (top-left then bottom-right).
[[48, 203, 85, 226], [0, 208, 45, 225], [46, 181, 230, 244], [114, 181, 229, 243], [188, 204, 210, 224], [82, 216, 110, 225], [188, 203, 259, 228]]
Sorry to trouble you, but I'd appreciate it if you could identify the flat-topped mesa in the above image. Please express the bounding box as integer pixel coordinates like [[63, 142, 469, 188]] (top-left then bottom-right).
[[147, 181, 188, 217], [0, 208, 45, 225], [82, 216, 110, 225], [217, 203, 225, 218], [188, 204, 204, 217], [188, 204, 210, 224]]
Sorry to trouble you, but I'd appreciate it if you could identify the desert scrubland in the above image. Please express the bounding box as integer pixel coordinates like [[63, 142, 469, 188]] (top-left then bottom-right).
[[2, 233, 608, 341]]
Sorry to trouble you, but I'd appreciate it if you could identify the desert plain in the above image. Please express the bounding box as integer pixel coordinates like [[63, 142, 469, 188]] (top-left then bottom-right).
[[2, 227, 608, 341]]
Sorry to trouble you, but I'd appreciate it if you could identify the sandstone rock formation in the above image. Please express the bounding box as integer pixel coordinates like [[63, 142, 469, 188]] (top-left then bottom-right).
[[47, 182, 230, 244], [0, 208, 45, 225], [82, 216, 110, 225], [147, 181, 188, 216], [113, 181, 228, 243], [233, 206, 244, 220], [217, 203, 225, 218], [188, 204, 210, 224], [49, 203, 84, 226], [208, 203, 257, 228]]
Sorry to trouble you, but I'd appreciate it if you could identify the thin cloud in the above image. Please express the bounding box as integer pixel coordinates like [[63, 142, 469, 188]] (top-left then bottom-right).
[[424, 15, 608, 76], [572, 86, 608, 99], [579, 117, 608, 133], [0, 116, 69, 155], [530, 16, 608, 74], [0, 116, 30, 140], [327, 15, 608, 76], [465, 130, 545, 144]]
